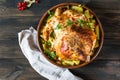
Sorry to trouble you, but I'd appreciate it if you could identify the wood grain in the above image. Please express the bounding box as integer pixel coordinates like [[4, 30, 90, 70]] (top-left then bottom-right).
[[0, 0, 90, 17], [70, 60, 120, 80], [0, 59, 119, 80], [0, 0, 119, 16], [0, 0, 120, 80], [0, 59, 46, 80]]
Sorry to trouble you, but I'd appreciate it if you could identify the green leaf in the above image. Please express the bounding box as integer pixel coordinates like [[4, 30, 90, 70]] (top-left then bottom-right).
[[45, 49, 57, 60], [47, 41, 51, 46], [45, 49, 51, 55], [24, 0, 35, 7], [54, 24, 62, 30], [42, 41, 51, 49], [44, 41, 51, 47], [66, 20, 74, 26], [77, 19, 87, 27], [47, 10, 54, 19], [50, 52, 57, 60], [77, 19, 86, 24]]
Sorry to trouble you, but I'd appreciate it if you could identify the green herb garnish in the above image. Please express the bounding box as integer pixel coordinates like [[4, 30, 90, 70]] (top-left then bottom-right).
[[47, 10, 54, 19], [66, 20, 74, 26], [46, 41, 51, 46], [77, 19, 87, 27], [42, 41, 51, 49], [54, 24, 62, 30], [45, 49, 57, 60]]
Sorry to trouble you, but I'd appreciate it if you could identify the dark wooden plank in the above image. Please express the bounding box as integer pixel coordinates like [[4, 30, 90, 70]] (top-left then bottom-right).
[[86, 0, 120, 10], [0, 0, 90, 17], [70, 60, 120, 80], [0, 59, 119, 80], [0, 16, 40, 58], [0, 0, 119, 17], [0, 59, 46, 80]]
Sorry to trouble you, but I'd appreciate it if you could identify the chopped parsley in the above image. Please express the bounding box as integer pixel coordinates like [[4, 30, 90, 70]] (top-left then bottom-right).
[[42, 41, 51, 48], [46, 41, 51, 46], [77, 19, 95, 29], [54, 24, 62, 30], [47, 10, 54, 19], [77, 19, 87, 27], [66, 20, 74, 26], [45, 49, 57, 60]]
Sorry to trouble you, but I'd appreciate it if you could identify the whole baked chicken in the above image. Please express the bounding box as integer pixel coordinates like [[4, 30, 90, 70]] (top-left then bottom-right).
[[42, 7, 96, 62]]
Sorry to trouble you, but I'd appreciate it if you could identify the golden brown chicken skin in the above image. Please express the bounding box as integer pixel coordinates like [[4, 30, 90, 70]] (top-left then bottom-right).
[[55, 26, 96, 61]]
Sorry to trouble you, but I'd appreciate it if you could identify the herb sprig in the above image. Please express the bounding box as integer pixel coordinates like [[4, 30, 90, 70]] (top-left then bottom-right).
[[48, 10, 54, 19], [45, 49, 57, 60], [54, 24, 62, 30], [66, 20, 74, 26]]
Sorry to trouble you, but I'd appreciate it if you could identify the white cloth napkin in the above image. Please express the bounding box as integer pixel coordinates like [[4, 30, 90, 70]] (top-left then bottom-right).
[[18, 27, 83, 80]]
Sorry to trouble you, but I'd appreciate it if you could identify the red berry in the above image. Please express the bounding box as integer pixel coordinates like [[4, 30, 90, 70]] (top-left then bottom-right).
[[18, 7, 22, 11], [17, 2, 22, 7], [21, 2, 25, 6], [24, 6, 27, 9], [18, 6, 26, 11], [21, 7, 25, 10], [24, 2, 28, 5], [35, 0, 39, 4], [17, 1, 29, 11], [35, 1, 38, 4]]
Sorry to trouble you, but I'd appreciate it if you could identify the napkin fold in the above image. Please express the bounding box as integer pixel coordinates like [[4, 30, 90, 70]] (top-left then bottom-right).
[[18, 27, 83, 80]]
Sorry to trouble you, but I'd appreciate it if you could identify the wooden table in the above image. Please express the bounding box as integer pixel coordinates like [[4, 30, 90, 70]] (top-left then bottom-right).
[[0, 0, 120, 80]]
